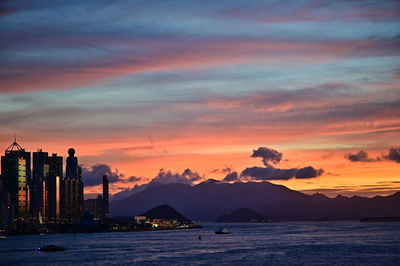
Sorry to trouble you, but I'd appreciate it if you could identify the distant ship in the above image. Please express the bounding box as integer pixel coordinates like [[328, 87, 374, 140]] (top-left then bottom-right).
[[215, 227, 230, 234]]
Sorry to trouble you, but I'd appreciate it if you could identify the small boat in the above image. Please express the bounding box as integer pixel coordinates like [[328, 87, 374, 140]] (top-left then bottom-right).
[[0, 235, 7, 240], [215, 227, 230, 234], [38, 245, 67, 252]]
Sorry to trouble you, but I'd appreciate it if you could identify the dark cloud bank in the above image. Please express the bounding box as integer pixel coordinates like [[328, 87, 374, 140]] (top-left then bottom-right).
[[240, 165, 324, 181], [111, 168, 203, 200], [251, 147, 282, 166], [240, 147, 324, 181], [345, 147, 400, 163], [82, 164, 140, 187]]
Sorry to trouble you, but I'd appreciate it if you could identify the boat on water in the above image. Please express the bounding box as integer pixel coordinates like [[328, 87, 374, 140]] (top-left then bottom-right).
[[215, 227, 230, 234], [0, 235, 7, 240], [38, 245, 67, 252]]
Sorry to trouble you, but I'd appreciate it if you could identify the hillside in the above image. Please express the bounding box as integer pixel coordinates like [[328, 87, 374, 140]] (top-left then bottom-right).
[[141, 204, 192, 223]]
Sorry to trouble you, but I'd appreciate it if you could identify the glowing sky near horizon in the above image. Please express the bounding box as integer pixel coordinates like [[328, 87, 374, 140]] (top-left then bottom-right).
[[0, 0, 399, 198]]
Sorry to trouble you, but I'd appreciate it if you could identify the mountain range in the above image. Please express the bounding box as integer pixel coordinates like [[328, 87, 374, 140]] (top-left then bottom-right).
[[110, 179, 400, 221]]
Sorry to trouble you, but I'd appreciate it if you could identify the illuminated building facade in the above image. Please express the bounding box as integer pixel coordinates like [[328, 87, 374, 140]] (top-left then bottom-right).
[[46, 153, 63, 221], [0, 138, 31, 223]]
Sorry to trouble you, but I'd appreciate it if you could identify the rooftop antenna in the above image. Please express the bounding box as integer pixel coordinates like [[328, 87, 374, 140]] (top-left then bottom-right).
[[5, 134, 23, 152]]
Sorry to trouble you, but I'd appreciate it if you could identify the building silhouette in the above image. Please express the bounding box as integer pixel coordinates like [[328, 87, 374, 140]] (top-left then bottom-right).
[[0, 137, 31, 225], [0, 138, 96, 230], [83, 176, 109, 220], [84, 195, 104, 220], [32, 150, 63, 223], [66, 148, 78, 179], [103, 175, 109, 219], [0, 177, 12, 228], [31, 149, 48, 220], [46, 153, 63, 221], [62, 148, 84, 222]]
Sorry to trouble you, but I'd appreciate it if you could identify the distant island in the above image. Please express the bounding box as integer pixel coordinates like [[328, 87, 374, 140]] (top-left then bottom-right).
[[139, 204, 194, 226], [216, 208, 277, 223]]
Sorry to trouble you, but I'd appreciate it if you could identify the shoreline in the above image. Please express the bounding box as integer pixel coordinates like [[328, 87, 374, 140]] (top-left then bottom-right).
[[2, 224, 204, 236]]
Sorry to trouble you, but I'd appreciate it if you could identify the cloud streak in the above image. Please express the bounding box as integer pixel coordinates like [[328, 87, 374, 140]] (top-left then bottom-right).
[[3, 36, 400, 93]]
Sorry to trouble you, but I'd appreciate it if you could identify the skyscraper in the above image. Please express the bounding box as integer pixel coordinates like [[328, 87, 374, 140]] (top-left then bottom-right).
[[63, 148, 84, 221], [0, 138, 31, 224], [32, 150, 63, 223], [32, 149, 48, 220], [66, 148, 78, 179], [46, 153, 63, 221], [103, 175, 109, 219]]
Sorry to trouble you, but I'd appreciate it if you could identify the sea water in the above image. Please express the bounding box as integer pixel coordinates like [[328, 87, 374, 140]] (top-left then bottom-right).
[[1, 221, 399, 265]]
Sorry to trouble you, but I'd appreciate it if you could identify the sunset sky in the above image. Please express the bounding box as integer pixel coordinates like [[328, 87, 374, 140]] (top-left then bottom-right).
[[1, 0, 399, 198]]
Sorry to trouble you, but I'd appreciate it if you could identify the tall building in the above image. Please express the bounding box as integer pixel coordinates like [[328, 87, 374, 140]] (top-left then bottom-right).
[[103, 175, 109, 219], [46, 153, 63, 221], [31, 149, 48, 220], [0, 138, 31, 223], [66, 148, 78, 179], [32, 150, 63, 223], [63, 148, 84, 221]]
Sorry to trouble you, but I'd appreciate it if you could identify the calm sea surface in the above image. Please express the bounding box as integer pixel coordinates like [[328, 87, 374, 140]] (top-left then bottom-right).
[[1, 222, 400, 265]]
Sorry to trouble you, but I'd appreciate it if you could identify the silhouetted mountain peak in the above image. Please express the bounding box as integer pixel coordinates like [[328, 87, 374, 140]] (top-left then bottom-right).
[[335, 194, 348, 200], [196, 179, 223, 186], [312, 193, 329, 200]]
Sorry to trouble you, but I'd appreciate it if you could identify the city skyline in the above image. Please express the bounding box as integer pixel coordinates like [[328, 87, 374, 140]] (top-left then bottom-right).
[[1, 0, 399, 199], [0, 138, 112, 231]]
